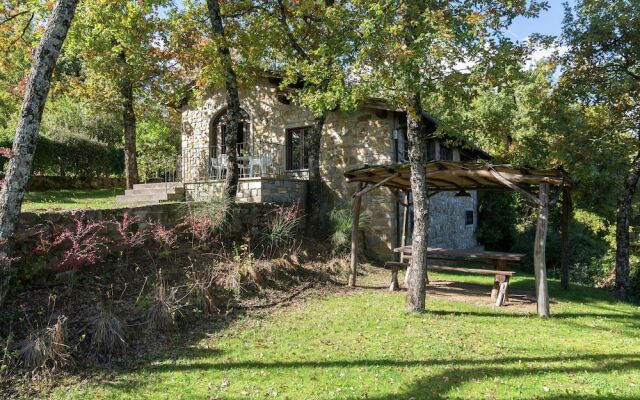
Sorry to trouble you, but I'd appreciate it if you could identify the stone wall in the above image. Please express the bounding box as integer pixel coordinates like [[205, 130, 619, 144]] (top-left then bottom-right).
[[185, 177, 307, 204], [428, 191, 478, 250], [14, 203, 291, 264], [182, 80, 479, 260]]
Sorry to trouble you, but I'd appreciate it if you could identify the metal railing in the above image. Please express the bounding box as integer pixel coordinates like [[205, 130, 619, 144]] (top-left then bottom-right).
[[140, 154, 182, 184], [181, 140, 307, 183]]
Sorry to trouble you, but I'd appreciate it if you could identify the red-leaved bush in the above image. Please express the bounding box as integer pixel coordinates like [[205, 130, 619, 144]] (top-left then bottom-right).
[[35, 211, 108, 273], [180, 214, 215, 245], [114, 213, 146, 265], [149, 220, 177, 251], [115, 213, 145, 248]]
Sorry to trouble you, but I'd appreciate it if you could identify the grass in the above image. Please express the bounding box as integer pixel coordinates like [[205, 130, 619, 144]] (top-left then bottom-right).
[[52, 270, 640, 399], [22, 188, 124, 211]]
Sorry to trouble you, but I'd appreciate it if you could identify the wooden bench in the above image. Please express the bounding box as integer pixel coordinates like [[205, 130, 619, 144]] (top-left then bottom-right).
[[384, 247, 523, 307]]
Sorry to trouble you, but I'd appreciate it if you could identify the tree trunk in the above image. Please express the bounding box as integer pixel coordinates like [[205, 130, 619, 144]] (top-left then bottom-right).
[[307, 112, 327, 229], [120, 78, 138, 189], [560, 187, 572, 290], [206, 0, 241, 199], [614, 148, 640, 300], [534, 182, 550, 317], [405, 94, 429, 313], [0, 0, 79, 306]]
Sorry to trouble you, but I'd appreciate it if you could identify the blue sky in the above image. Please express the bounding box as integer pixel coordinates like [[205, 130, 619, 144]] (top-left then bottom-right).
[[507, 1, 577, 40]]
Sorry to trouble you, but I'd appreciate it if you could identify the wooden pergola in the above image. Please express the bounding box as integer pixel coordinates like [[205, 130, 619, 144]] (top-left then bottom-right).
[[344, 161, 573, 317]]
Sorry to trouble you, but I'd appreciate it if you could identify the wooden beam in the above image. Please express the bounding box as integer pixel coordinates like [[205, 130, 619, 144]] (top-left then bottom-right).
[[349, 182, 364, 287], [353, 173, 399, 197], [560, 187, 572, 290], [388, 187, 410, 206], [534, 182, 550, 317], [488, 168, 543, 206]]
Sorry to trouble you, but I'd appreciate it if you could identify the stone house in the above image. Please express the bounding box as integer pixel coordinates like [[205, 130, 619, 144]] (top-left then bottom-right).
[[180, 78, 490, 260]]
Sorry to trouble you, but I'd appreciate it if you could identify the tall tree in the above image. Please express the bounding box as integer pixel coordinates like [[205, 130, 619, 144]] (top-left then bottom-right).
[[354, 0, 545, 312], [0, 0, 79, 305], [205, 0, 241, 199], [65, 0, 174, 189], [266, 0, 358, 227], [561, 0, 640, 299]]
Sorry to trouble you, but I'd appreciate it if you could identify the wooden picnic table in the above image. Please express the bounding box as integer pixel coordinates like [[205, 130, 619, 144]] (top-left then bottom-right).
[[388, 246, 525, 306]]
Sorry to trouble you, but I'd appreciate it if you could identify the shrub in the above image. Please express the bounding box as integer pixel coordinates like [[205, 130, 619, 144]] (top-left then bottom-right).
[[89, 307, 126, 356], [180, 195, 231, 248], [17, 315, 70, 370], [186, 263, 218, 315], [115, 213, 146, 265], [261, 203, 303, 257], [0, 134, 124, 178], [149, 220, 177, 250], [35, 211, 108, 273], [477, 191, 519, 251], [328, 207, 370, 255], [145, 276, 185, 332]]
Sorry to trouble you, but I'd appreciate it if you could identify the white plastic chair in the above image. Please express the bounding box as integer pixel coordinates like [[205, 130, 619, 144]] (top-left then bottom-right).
[[215, 156, 227, 179], [259, 154, 275, 176]]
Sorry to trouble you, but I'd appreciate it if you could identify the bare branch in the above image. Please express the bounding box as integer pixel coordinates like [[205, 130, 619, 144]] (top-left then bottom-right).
[[0, 9, 30, 26], [276, 0, 310, 62]]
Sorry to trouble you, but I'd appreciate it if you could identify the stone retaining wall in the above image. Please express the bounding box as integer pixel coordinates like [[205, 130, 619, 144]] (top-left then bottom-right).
[[185, 177, 306, 204], [14, 203, 291, 264]]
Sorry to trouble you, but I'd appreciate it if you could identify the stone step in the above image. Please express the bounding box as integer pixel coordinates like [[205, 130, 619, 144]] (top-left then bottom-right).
[[132, 182, 183, 190], [124, 187, 185, 196], [115, 192, 184, 204]]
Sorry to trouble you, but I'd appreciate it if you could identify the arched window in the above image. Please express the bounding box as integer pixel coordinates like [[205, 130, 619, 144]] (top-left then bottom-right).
[[209, 108, 251, 157]]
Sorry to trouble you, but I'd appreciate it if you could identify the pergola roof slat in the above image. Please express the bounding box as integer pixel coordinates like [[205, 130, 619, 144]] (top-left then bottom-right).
[[344, 161, 572, 194]]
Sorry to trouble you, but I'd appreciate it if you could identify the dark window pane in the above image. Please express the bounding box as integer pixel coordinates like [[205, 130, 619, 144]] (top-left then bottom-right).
[[286, 127, 311, 170], [426, 140, 436, 161], [465, 210, 474, 225], [440, 145, 453, 161]]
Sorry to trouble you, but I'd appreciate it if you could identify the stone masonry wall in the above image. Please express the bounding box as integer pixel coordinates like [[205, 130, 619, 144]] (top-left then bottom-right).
[[428, 191, 478, 250], [185, 177, 306, 204], [14, 203, 289, 265]]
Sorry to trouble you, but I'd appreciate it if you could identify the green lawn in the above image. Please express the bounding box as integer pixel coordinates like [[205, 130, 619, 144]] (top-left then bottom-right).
[[22, 188, 124, 211], [53, 271, 640, 399]]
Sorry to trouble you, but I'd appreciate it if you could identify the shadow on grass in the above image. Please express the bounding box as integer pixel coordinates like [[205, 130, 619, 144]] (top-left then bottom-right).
[[109, 352, 640, 399]]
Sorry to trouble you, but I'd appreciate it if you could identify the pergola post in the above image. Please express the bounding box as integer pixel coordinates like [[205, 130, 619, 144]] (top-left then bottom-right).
[[393, 190, 409, 289], [534, 182, 550, 317], [349, 182, 364, 287], [560, 187, 572, 290]]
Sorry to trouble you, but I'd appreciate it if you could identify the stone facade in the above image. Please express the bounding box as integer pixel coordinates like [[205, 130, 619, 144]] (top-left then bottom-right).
[[428, 191, 478, 249], [181, 79, 480, 260]]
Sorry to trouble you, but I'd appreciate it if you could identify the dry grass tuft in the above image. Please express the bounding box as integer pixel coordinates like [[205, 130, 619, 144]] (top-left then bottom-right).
[[18, 315, 70, 370], [186, 263, 219, 315], [89, 308, 126, 356], [145, 278, 185, 332]]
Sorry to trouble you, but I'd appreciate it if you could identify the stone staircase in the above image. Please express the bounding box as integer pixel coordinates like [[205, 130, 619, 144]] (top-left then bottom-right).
[[115, 182, 185, 205]]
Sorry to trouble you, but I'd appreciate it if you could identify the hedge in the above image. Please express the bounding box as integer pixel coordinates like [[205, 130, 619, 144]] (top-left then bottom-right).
[[0, 133, 124, 178]]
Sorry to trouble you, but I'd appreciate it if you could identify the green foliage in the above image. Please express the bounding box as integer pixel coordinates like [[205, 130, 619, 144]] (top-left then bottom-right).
[[1, 97, 124, 178], [476, 192, 519, 251], [137, 119, 180, 181], [261, 204, 303, 256], [328, 207, 370, 254], [0, 134, 123, 178]]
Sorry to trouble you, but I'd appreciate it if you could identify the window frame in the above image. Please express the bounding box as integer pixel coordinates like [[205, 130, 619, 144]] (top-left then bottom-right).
[[285, 126, 313, 171]]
